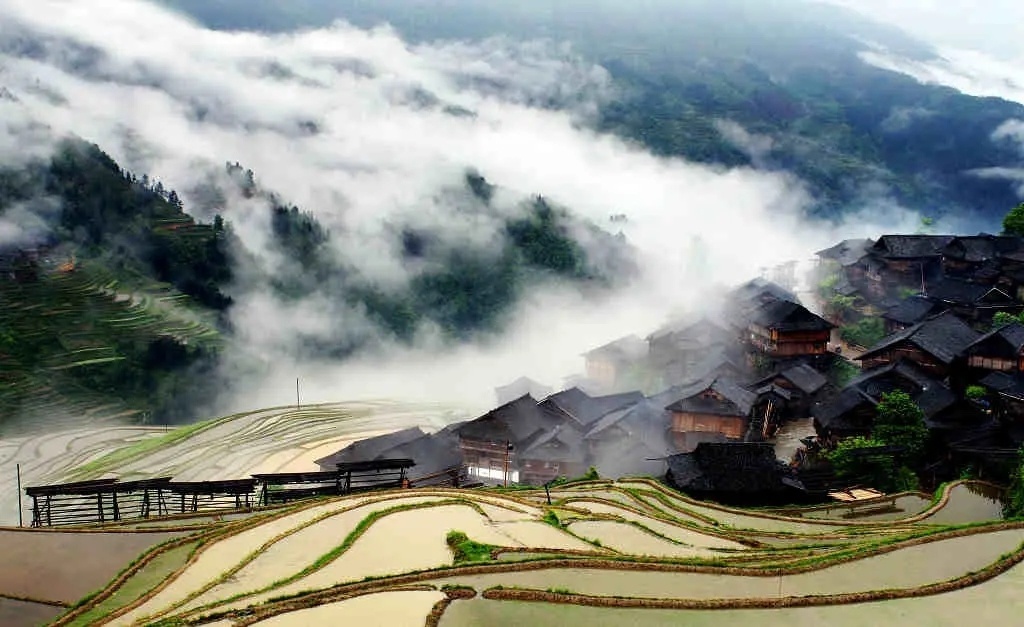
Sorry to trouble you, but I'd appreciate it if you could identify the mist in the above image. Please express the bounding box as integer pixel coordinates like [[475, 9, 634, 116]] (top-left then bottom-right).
[[0, 0, 934, 420]]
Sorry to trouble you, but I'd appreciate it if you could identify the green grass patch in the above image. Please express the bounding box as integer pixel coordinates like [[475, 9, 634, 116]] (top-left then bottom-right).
[[447, 530, 497, 564]]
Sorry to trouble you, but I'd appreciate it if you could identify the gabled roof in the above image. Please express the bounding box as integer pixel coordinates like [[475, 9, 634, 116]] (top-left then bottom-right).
[[925, 278, 1014, 306], [314, 427, 426, 468], [729, 278, 796, 306], [916, 385, 958, 421], [815, 238, 874, 266], [882, 297, 944, 325], [664, 377, 756, 417], [943, 235, 1024, 263], [979, 371, 1024, 401], [753, 363, 828, 395], [540, 387, 592, 420], [540, 389, 644, 426], [814, 387, 878, 431], [748, 299, 834, 332], [519, 424, 586, 463], [583, 334, 647, 361], [847, 361, 936, 397], [965, 322, 1024, 357], [457, 394, 569, 444], [647, 316, 733, 345], [870, 235, 955, 259], [847, 361, 956, 420], [666, 442, 802, 494], [495, 377, 553, 404], [857, 312, 980, 365], [755, 384, 793, 401]]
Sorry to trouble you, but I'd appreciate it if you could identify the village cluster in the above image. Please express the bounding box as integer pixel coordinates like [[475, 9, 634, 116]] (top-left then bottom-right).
[[319, 234, 1024, 503]]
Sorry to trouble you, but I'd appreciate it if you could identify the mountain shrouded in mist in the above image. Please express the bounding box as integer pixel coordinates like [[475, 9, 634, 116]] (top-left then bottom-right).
[[162, 0, 1024, 226], [1, 0, 1021, 429]]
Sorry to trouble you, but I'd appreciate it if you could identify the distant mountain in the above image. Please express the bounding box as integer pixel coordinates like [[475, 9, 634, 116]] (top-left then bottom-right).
[[163, 0, 1024, 227], [0, 139, 634, 431]]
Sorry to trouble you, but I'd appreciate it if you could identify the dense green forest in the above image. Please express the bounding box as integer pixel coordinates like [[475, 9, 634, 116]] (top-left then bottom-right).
[[0, 139, 633, 431], [163, 0, 1024, 226]]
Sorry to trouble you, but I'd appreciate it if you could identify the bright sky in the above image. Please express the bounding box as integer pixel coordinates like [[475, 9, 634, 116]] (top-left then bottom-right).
[[835, 0, 1024, 59]]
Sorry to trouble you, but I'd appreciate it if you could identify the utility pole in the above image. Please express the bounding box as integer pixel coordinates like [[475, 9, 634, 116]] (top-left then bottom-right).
[[16, 463, 23, 528], [296, 378, 300, 409], [503, 441, 513, 488]]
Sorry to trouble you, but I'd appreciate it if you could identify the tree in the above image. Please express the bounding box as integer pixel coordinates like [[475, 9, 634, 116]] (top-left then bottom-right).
[[1004, 446, 1024, 519], [1003, 202, 1024, 236], [873, 391, 929, 463], [826, 436, 896, 488], [992, 311, 1024, 330]]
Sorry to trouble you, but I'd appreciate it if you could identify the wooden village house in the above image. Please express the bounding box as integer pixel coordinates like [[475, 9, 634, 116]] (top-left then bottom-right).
[[881, 297, 945, 334], [940, 235, 1024, 280], [665, 442, 806, 505], [856, 311, 980, 380], [582, 335, 647, 392], [583, 399, 675, 479], [859, 235, 954, 299], [454, 395, 566, 485], [749, 362, 831, 419], [922, 278, 1021, 323], [744, 299, 834, 361], [964, 323, 1024, 374], [813, 388, 878, 443], [664, 377, 757, 450]]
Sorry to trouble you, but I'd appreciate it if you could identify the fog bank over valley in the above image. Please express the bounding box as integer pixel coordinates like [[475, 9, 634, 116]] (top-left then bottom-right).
[[0, 0, 947, 417]]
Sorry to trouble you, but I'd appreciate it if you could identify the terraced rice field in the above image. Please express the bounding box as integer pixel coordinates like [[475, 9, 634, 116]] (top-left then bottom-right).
[[0, 264, 225, 437], [0, 400, 467, 526], [21, 474, 1023, 627]]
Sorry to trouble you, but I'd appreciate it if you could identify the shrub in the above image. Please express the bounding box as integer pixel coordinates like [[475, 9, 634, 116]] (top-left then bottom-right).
[[445, 530, 496, 563], [839, 317, 885, 348], [966, 385, 987, 401]]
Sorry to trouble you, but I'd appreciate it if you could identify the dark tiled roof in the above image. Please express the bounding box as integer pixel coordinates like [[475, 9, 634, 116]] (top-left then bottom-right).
[[520, 424, 586, 463], [314, 427, 426, 468], [815, 238, 874, 266], [753, 363, 828, 395], [457, 394, 568, 444], [943, 235, 1024, 263], [748, 300, 834, 332], [648, 316, 733, 346], [848, 361, 936, 397], [857, 312, 981, 365], [925, 278, 1013, 305], [666, 442, 802, 493], [585, 398, 667, 440], [541, 389, 644, 426], [813, 388, 877, 431], [916, 385, 958, 421], [979, 371, 1024, 400], [755, 384, 793, 401], [871, 235, 955, 259], [583, 334, 647, 361], [882, 297, 943, 325], [965, 322, 1024, 356], [495, 377, 553, 404], [665, 377, 756, 417], [540, 388, 592, 420], [730, 278, 796, 306]]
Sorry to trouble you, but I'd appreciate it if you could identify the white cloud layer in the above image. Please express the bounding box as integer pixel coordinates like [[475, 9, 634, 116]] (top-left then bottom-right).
[[0, 0, 927, 414]]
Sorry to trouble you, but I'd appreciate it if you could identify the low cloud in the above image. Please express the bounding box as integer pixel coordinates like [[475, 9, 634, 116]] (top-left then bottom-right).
[[0, 0, 924, 415], [993, 119, 1024, 156]]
